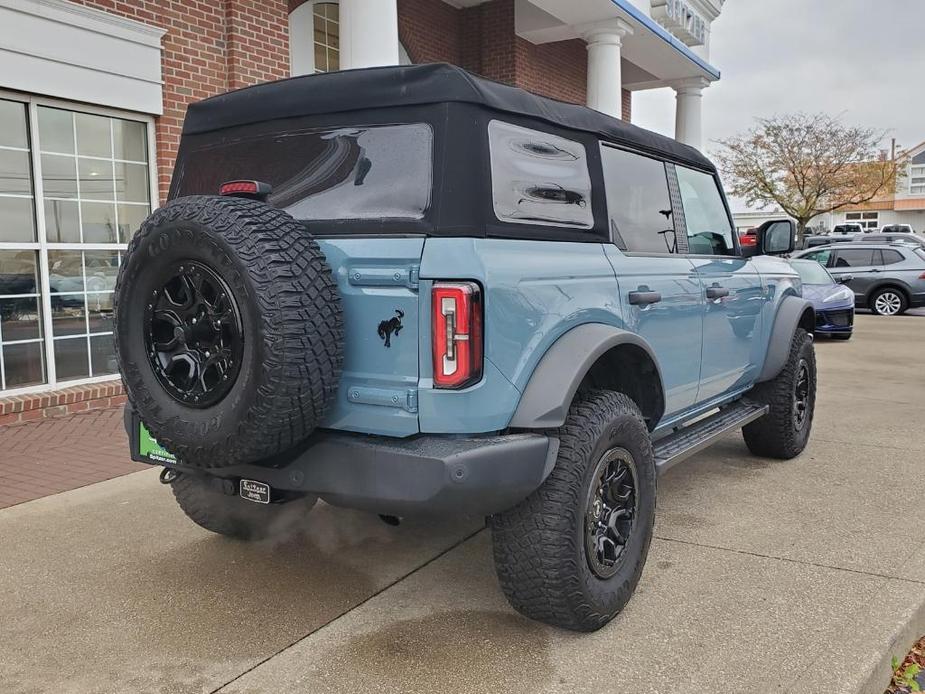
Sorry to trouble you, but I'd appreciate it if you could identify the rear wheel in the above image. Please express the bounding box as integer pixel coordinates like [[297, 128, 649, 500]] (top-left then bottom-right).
[[490, 390, 656, 632], [171, 473, 316, 541], [114, 196, 344, 468], [869, 287, 907, 316], [743, 329, 816, 459]]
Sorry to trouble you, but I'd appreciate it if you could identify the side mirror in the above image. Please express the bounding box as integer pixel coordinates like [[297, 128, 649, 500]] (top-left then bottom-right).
[[836, 274, 853, 284], [756, 219, 796, 256]]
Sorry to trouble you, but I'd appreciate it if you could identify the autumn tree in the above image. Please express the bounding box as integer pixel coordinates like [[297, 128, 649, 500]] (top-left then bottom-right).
[[714, 113, 900, 238]]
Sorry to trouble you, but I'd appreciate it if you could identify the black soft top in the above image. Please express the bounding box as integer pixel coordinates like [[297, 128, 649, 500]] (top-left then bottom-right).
[[182, 62, 713, 172]]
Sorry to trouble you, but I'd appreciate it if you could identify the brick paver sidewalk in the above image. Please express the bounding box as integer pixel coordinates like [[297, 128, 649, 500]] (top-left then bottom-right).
[[0, 408, 145, 510]]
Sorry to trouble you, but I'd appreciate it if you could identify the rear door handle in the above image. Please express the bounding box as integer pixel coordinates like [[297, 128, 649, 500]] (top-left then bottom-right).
[[706, 285, 730, 299], [628, 290, 662, 306]]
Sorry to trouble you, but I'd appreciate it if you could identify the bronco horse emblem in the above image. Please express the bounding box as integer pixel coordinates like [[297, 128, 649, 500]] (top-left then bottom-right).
[[377, 309, 404, 348]]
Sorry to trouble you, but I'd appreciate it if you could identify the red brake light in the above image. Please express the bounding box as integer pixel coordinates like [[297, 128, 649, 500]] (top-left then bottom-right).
[[432, 282, 483, 389], [219, 180, 272, 199]]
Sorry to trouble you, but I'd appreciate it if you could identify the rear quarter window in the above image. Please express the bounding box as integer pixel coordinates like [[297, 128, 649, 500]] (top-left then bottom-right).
[[173, 123, 434, 221], [488, 120, 593, 229]]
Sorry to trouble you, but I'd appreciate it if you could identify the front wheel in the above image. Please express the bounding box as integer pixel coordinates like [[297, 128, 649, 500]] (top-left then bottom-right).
[[742, 328, 816, 459], [869, 287, 907, 316], [489, 390, 657, 632]]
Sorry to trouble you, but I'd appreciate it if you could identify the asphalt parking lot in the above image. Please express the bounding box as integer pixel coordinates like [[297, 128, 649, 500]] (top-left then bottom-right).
[[1, 313, 923, 694]]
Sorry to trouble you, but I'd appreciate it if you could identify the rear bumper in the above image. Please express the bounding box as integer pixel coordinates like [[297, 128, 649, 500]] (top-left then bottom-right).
[[125, 407, 557, 517]]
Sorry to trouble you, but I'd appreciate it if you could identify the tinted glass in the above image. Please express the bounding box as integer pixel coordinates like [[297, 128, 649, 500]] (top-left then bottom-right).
[[0, 100, 28, 149], [3, 342, 45, 389], [601, 146, 674, 253], [176, 123, 433, 222], [1, 296, 42, 341], [489, 120, 593, 229], [880, 249, 904, 265], [802, 248, 833, 267], [53, 337, 89, 380], [676, 166, 734, 255], [791, 260, 833, 284], [75, 113, 112, 158], [0, 196, 35, 243], [834, 249, 875, 267], [44, 199, 80, 243], [0, 149, 32, 195], [0, 251, 39, 294], [112, 119, 147, 161]]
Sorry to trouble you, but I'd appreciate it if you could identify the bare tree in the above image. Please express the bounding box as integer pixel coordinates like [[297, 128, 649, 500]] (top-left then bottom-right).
[[714, 113, 900, 238]]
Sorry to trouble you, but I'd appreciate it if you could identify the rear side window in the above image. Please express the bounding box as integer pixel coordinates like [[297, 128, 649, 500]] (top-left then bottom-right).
[[488, 120, 593, 229], [174, 123, 433, 221], [881, 249, 904, 265], [834, 249, 875, 267], [676, 166, 735, 255], [601, 146, 675, 253]]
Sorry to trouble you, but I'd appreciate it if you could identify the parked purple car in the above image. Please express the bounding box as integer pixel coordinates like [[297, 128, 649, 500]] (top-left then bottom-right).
[[791, 259, 854, 340]]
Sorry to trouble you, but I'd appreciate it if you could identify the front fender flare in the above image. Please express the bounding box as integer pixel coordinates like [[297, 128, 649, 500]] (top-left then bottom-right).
[[508, 323, 664, 429], [757, 296, 814, 382]]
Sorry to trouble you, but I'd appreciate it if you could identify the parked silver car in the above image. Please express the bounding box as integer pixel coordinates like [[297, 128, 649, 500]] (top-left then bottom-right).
[[792, 243, 925, 315]]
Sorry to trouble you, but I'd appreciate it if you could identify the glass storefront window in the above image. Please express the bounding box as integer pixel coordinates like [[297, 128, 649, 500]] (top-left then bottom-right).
[[0, 97, 152, 392]]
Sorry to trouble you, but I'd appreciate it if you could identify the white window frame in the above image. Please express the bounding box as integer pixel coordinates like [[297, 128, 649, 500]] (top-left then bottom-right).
[[909, 164, 925, 196], [0, 89, 157, 396], [844, 211, 879, 230]]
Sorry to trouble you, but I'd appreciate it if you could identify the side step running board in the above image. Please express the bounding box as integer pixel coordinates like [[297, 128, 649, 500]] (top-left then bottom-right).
[[653, 401, 768, 475]]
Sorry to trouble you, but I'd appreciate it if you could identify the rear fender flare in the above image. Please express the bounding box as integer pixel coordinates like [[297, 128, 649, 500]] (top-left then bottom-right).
[[757, 296, 814, 382], [508, 324, 664, 430]]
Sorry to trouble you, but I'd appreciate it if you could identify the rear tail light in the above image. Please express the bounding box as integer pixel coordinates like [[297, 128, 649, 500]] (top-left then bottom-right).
[[219, 180, 272, 200], [432, 281, 483, 389], [919, 272, 925, 280]]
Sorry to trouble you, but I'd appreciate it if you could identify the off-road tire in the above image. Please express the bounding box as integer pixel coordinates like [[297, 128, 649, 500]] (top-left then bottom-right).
[[171, 474, 317, 541], [489, 390, 657, 632], [868, 287, 908, 316], [742, 328, 816, 459], [115, 196, 343, 468]]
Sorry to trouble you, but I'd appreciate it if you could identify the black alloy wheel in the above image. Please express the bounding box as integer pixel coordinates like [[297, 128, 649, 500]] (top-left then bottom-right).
[[584, 447, 638, 579], [144, 261, 243, 408], [792, 358, 810, 431]]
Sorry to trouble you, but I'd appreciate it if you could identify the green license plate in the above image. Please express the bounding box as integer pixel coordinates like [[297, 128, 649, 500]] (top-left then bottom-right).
[[137, 422, 177, 465]]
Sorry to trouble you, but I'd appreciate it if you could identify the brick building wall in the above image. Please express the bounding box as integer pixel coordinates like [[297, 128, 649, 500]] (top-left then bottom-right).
[[69, 0, 290, 202]]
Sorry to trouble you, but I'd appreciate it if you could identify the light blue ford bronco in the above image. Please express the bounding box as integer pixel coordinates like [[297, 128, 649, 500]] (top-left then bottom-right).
[[116, 64, 816, 632]]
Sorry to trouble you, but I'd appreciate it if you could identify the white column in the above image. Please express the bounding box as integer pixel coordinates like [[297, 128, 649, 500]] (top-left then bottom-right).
[[579, 19, 633, 119], [672, 77, 710, 150], [339, 0, 400, 70]]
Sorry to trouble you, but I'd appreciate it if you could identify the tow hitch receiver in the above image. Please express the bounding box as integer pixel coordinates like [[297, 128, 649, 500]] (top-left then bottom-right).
[[239, 479, 271, 504]]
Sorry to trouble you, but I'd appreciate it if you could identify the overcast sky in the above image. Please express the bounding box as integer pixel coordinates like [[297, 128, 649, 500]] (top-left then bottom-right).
[[633, 0, 925, 191]]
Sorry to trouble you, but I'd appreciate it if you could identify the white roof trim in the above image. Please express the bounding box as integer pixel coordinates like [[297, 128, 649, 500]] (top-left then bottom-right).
[[0, 0, 165, 47]]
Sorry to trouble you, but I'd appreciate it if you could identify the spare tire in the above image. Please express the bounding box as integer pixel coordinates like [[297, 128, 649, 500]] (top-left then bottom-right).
[[114, 195, 343, 468]]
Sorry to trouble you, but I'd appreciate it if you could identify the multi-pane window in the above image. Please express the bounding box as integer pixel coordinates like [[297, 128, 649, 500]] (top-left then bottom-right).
[[0, 96, 153, 394], [313, 2, 340, 73], [909, 165, 925, 195], [845, 211, 879, 230]]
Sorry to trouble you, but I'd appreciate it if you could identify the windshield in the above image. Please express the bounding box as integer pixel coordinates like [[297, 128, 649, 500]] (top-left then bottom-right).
[[792, 259, 834, 284]]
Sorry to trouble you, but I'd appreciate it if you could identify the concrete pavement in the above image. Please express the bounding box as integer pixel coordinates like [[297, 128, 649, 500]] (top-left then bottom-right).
[[1, 313, 923, 693]]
